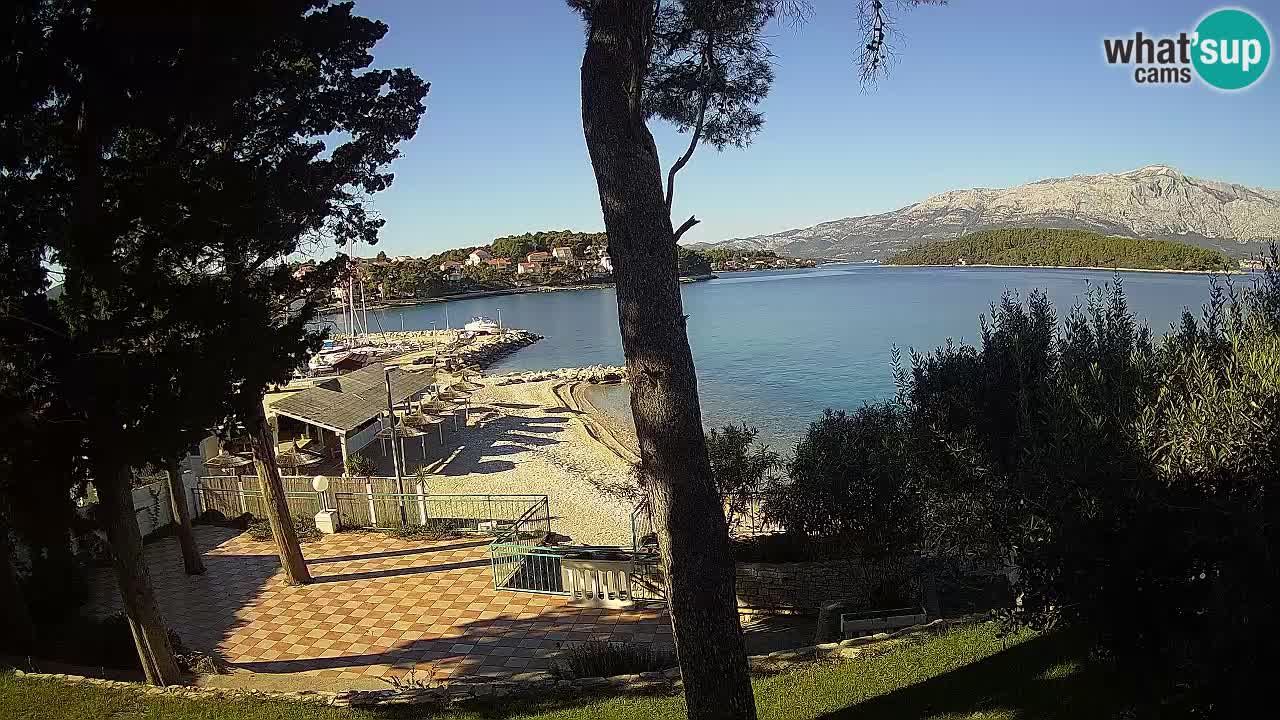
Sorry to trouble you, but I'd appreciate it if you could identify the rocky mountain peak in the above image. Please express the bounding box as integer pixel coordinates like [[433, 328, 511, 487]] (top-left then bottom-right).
[[699, 167, 1278, 261]]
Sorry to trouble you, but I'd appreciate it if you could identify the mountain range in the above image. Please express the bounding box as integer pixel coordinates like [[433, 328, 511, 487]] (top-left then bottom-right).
[[695, 166, 1280, 261]]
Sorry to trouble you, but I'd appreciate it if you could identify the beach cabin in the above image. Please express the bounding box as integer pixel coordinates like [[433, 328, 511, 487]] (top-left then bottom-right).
[[265, 363, 438, 476]]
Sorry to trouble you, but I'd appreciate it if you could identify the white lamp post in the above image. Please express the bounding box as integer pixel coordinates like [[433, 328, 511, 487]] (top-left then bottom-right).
[[312, 475, 339, 534]]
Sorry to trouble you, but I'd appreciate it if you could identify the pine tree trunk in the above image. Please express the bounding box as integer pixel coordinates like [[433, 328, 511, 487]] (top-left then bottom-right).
[[580, 3, 756, 719], [0, 519, 36, 655], [246, 401, 311, 584], [164, 457, 205, 576], [96, 464, 181, 685]]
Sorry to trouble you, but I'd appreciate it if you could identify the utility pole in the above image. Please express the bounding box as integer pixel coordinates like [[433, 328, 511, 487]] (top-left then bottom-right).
[[384, 367, 407, 526]]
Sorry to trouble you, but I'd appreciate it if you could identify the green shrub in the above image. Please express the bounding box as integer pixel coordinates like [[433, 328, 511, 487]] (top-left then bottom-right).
[[345, 453, 377, 478], [894, 258, 1280, 714], [382, 520, 467, 542], [245, 514, 320, 543], [767, 404, 918, 553], [550, 640, 676, 680]]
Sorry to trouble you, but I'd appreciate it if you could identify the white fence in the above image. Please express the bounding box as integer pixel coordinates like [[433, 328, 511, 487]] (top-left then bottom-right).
[[77, 475, 202, 539]]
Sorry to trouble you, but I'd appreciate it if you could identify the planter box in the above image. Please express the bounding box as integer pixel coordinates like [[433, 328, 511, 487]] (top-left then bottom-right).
[[840, 607, 927, 639]]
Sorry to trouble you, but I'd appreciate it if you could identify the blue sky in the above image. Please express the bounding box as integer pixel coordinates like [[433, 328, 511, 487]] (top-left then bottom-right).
[[354, 0, 1279, 257]]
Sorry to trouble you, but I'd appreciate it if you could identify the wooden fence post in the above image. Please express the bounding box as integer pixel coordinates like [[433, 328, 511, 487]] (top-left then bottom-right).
[[236, 475, 248, 515], [366, 479, 377, 528]]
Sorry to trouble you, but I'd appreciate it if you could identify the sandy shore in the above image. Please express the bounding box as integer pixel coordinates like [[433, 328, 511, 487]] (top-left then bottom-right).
[[424, 379, 637, 547], [570, 382, 639, 461]]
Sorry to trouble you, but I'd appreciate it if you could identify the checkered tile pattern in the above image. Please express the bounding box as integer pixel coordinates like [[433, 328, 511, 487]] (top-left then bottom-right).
[[86, 527, 672, 683]]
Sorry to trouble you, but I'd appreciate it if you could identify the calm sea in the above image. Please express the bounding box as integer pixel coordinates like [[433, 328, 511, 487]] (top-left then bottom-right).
[[362, 266, 1246, 449]]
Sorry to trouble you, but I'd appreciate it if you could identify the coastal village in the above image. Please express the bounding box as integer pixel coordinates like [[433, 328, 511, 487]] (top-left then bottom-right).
[[309, 229, 815, 313]]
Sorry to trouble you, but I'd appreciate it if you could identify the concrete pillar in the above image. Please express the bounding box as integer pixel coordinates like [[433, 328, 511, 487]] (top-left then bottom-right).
[[340, 433, 350, 477]]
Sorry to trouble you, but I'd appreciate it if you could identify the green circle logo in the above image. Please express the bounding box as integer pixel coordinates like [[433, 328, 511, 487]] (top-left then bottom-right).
[[1192, 8, 1271, 90]]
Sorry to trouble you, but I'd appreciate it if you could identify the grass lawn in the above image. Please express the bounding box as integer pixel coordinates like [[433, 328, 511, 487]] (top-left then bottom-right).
[[0, 622, 1131, 720]]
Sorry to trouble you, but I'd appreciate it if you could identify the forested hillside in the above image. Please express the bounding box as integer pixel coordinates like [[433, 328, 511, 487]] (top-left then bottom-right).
[[887, 228, 1236, 271]]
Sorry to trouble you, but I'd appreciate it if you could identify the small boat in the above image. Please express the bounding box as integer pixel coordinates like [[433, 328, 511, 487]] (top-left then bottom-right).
[[308, 342, 351, 371], [463, 316, 501, 334]]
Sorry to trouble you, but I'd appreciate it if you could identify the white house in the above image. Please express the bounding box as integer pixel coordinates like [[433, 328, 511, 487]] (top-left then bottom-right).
[[552, 246, 574, 262], [517, 261, 542, 275], [599, 253, 613, 273], [466, 249, 492, 266]]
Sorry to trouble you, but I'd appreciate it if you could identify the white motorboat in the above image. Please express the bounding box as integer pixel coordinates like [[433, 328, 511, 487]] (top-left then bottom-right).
[[463, 316, 501, 334]]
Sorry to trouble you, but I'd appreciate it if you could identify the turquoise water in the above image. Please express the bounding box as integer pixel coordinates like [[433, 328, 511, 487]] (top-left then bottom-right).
[[362, 266, 1243, 448]]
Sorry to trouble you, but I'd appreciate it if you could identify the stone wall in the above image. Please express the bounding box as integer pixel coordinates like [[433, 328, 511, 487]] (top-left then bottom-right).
[[735, 556, 917, 617]]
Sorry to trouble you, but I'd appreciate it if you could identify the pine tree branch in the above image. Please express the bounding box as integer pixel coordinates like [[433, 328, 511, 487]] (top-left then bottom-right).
[[673, 214, 700, 242]]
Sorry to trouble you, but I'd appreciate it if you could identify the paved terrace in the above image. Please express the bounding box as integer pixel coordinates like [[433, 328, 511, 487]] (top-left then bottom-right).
[[86, 527, 671, 687]]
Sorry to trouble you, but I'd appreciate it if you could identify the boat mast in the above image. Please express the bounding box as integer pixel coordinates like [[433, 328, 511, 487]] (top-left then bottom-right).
[[358, 274, 368, 338]]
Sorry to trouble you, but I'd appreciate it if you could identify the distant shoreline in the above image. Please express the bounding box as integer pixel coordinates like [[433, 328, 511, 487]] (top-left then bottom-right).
[[884, 262, 1251, 276], [324, 283, 614, 315], [324, 274, 718, 315]]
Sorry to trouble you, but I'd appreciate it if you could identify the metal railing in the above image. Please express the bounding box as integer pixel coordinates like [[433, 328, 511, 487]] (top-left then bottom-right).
[[489, 496, 561, 593], [333, 492, 548, 532], [629, 499, 666, 602], [195, 476, 548, 536]]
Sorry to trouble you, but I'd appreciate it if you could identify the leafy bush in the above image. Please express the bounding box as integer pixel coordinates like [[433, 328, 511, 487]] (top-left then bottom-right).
[[892, 258, 1280, 714], [245, 514, 320, 543], [382, 520, 467, 542], [767, 404, 918, 553], [550, 640, 677, 680], [345, 453, 378, 478], [705, 423, 778, 532], [729, 533, 847, 563]]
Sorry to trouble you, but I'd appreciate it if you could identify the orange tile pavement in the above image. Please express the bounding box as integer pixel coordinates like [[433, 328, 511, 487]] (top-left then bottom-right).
[[86, 527, 672, 682]]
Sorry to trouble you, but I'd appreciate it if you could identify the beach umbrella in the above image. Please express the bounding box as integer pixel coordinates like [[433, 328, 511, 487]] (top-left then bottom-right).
[[449, 379, 484, 393], [403, 411, 446, 444], [444, 385, 481, 421], [204, 451, 253, 475], [275, 442, 322, 473], [378, 422, 431, 460], [427, 401, 464, 431]]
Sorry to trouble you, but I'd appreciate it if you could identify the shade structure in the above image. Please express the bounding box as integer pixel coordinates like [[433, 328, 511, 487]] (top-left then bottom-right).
[[274, 443, 323, 471], [378, 421, 433, 460], [204, 452, 253, 473], [425, 401, 464, 430], [447, 380, 483, 393], [409, 412, 447, 444]]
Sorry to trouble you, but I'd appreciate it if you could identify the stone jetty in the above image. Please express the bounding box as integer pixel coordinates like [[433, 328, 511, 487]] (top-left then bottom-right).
[[336, 328, 542, 369], [490, 364, 627, 385]]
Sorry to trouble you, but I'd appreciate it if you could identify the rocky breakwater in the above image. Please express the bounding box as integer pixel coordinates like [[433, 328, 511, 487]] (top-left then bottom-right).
[[491, 364, 627, 386], [454, 330, 541, 368]]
